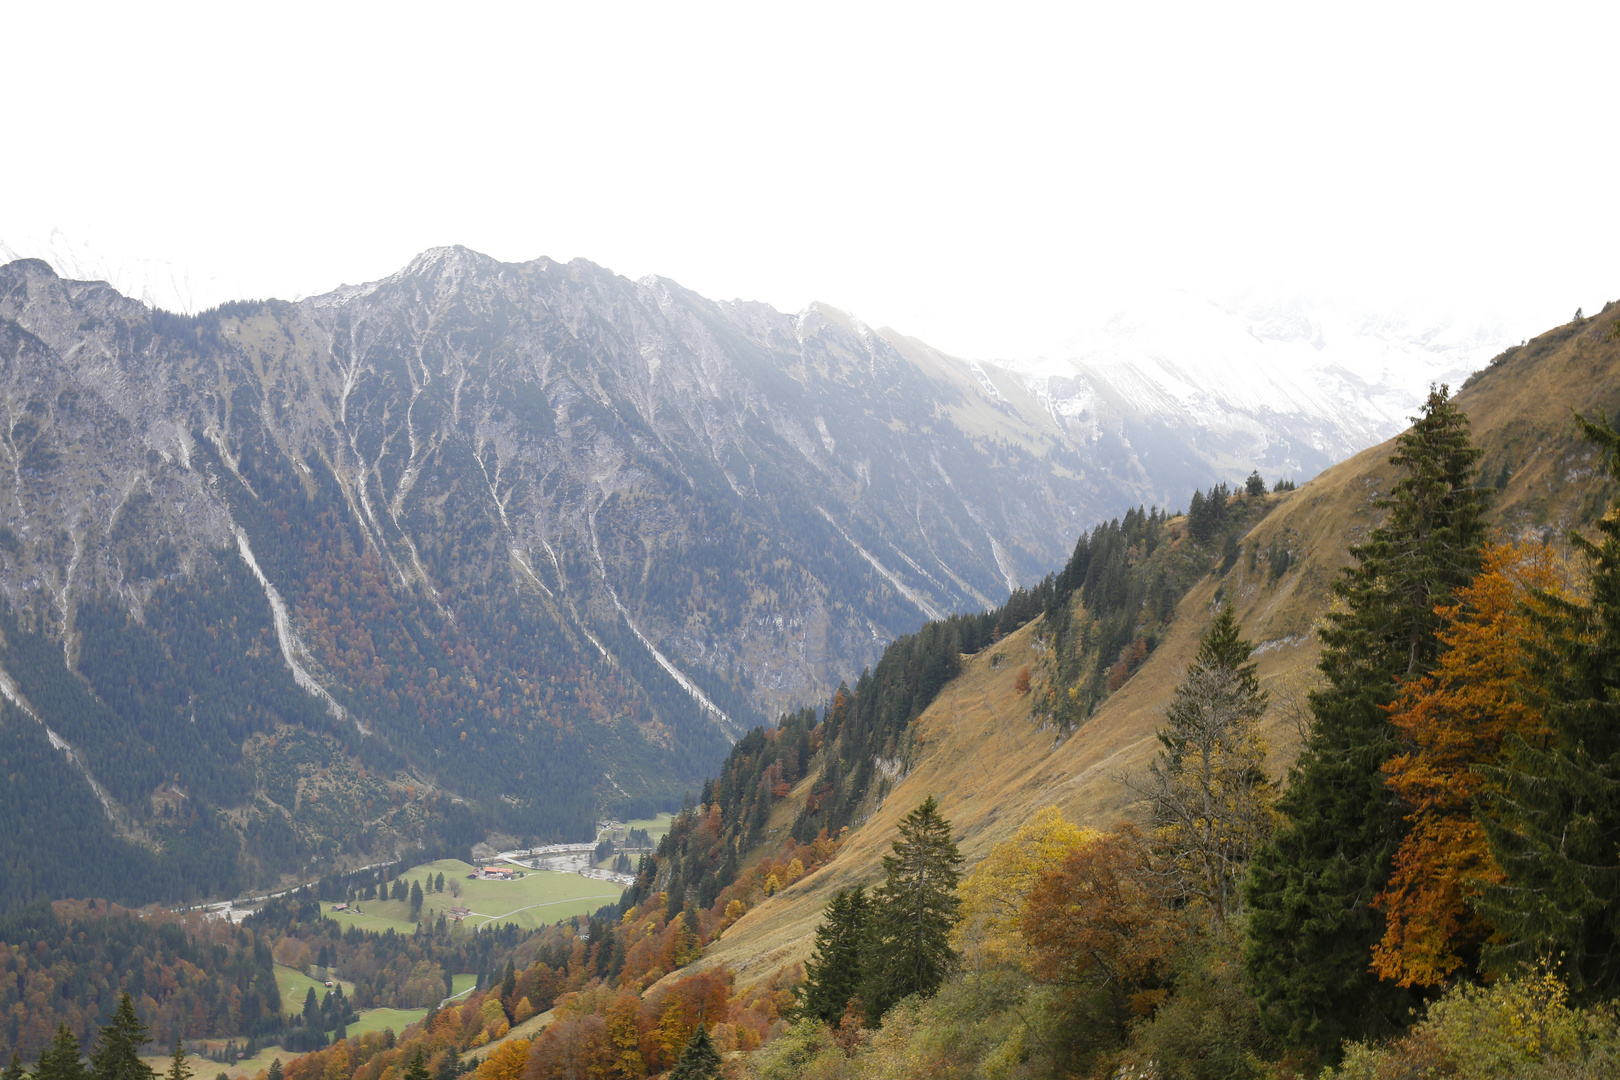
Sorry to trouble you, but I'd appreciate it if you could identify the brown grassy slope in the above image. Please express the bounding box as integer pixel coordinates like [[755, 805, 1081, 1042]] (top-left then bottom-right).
[[690, 307, 1620, 991]]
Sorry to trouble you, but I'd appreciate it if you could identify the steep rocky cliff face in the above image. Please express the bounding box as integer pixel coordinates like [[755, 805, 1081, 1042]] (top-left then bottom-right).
[[0, 247, 1195, 898]]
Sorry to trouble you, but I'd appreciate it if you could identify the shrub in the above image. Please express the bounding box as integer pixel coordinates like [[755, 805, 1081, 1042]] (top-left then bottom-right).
[[1324, 971, 1620, 1080]]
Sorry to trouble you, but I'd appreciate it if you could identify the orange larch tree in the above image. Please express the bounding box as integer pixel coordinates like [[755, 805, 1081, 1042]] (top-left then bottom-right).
[[1372, 542, 1562, 987]]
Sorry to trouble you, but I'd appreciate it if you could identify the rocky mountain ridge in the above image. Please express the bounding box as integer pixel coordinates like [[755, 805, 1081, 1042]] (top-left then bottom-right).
[[0, 247, 1163, 897]]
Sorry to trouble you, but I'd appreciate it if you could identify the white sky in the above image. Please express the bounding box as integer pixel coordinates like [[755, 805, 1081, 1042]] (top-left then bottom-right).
[[4, 1, 1617, 360]]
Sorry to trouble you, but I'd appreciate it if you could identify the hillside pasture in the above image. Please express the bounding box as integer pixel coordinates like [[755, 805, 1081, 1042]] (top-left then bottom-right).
[[622, 813, 673, 843], [324, 859, 624, 933], [274, 964, 353, 1015]]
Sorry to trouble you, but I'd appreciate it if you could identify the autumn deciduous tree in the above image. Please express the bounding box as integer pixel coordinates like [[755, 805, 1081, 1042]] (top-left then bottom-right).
[[1372, 542, 1560, 987], [1021, 824, 1181, 1071], [952, 806, 1094, 971], [522, 1014, 607, 1080], [605, 991, 645, 1080], [469, 1038, 529, 1080]]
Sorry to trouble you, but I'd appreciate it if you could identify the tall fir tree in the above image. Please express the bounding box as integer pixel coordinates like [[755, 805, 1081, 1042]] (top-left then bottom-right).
[[0, 1054, 23, 1080], [1480, 412, 1620, 997], [865, 796, 964, 1019], [1245, 385, 1489, 1056], [35, 1025, 87, 1080], [797, 885, 873, 1023], [667, 1024, 721, 1080], [90, 995, 154, 1080]]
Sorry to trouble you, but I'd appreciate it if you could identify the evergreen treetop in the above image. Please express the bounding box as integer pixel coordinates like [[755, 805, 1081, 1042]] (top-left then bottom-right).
[[865, 796, 963, 1019], [797, 885, 873, 1023], [400, 1049, 429, 1080], [34, 1025, 87, 1080], [163, 1038, 190, 1080], [667, 1023, 721, 1080], [90, 995, 154, 1080]]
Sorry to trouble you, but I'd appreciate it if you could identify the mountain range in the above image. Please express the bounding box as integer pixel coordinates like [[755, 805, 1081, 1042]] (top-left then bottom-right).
[[0, 247, 1513, 902]]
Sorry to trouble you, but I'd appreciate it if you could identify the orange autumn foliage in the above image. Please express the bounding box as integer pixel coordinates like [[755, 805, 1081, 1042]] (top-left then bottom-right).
[[1021, 823, 1181, 1019], [1372, 542, 1562, 987]]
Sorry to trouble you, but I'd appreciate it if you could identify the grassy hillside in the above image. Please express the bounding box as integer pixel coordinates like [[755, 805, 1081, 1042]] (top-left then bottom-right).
[[691, 304, 1620, 992]]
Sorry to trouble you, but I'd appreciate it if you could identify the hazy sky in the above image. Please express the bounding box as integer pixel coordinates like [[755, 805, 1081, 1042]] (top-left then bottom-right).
[[5, 2, 1617, 359]]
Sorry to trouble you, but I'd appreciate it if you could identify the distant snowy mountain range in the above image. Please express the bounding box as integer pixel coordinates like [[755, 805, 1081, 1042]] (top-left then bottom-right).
[[995, 290, 1518, 485]]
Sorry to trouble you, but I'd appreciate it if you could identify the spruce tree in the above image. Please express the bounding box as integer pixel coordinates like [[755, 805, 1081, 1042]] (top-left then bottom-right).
[[1480, 412, 1620, 997], [667, 1024, 721, 1080], [90, 995, 154, 1080], [798, 885, 873, 1023], [1246, 385, 1489, 1056], [266, 1061, 283, 1080], [864, 796, 963, 1019], [36, 1024, 87, 1080], [1, 1054, 23, 1080], [400, 1050, 429, 1080], [164, 1038, 190, 1080]]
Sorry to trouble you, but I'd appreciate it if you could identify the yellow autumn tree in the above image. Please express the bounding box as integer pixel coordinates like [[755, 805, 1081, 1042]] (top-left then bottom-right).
[[477, 994, 508, 1041], [655, 996, 693, 1070], [951, 805, 1096, 970], [469, 1038, 530, 1080], [605, 991, 645, 1079], [321, 1044, 351, 1080], [718, 899, 746, 932]]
